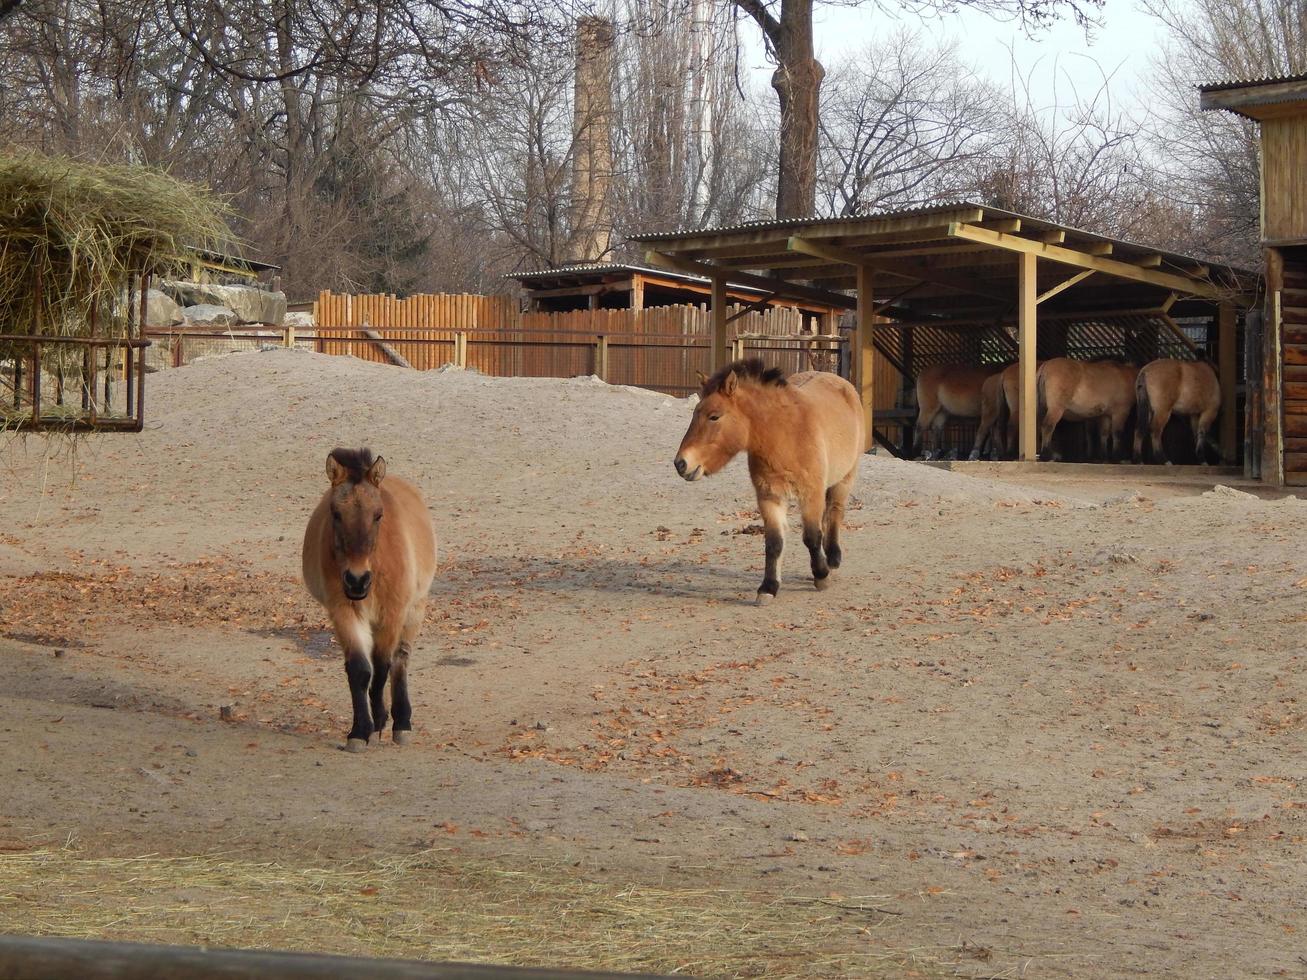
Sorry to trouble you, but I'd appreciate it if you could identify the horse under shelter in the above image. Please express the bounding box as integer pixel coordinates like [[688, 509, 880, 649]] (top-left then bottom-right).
[[631, 203, 1259, 468]]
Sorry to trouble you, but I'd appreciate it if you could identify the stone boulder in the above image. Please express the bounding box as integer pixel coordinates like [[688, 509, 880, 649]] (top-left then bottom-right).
[[143, 289, 183, 328], [183, 304, 240, 327], [284, 310, 315, 329], [161, 280, 287, 325]]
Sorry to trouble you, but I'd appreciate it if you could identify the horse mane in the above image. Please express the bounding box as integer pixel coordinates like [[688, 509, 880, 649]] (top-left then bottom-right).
[[701, 358, 788, 396], [329, 447, 375, 483]]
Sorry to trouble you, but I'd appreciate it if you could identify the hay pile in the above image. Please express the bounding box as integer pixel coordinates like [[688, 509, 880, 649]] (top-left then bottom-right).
[[0, 151, 231, 346], [0, 847, 927, 978]]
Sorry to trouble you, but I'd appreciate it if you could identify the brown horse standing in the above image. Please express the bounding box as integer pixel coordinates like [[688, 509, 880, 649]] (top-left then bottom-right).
[[303, 449, 438, 751], [1037, 358, 1139, 461], [969, 370, 1011, 461], [915, 364, 996, 459], [1133, 359, 1222, 464], [674, 359, 863, 604]]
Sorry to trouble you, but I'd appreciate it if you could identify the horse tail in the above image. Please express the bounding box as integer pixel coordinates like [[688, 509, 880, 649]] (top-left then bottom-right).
[[1135, 370, 1151, 431], [1036, 365, 1048, 418]]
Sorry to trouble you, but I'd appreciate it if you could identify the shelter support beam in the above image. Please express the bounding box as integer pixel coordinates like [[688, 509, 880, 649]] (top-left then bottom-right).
[[1018, 252, 1038, 461], [949, 223, 1224, 299], [711, 275, 729, 373], [1218, 301, 1238, 463], [856, 264, 875, 452]]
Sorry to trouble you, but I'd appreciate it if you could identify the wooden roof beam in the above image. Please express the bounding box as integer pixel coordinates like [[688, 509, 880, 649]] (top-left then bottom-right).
[[789, 236, 1012, 303], [1083, 242, 1113, 256], [1135, 253, 1164, 268], [1036, 270, 1095, 305], [644, 250, 855, 310], [1040, 230, 1066, 244], [947, 223, 1224, 299]]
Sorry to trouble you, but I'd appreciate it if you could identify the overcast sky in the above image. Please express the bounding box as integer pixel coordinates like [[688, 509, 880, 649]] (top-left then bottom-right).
[[741, 0, 1169, 114]]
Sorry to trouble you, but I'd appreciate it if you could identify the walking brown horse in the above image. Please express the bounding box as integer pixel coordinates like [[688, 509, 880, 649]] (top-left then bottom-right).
[[674, 359, 863, 604], [1037, 358, 1139, 461], [915, 364, 996, 460], [1133, 358, 1222, 464], [303, 449, 438, 751], [969, 369, 1011, 461]]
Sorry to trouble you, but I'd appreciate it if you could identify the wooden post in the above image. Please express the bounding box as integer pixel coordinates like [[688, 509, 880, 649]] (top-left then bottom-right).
[[455, 331, 468, 369], [595, 334, 609, 381], [631, 275, 645, 311], [1218, 301, 1238, 465], [855, 263, 875, 452], [284, 324, 296, 348], [1018, 252, 1038, 461], [711, 275, 729, 372]]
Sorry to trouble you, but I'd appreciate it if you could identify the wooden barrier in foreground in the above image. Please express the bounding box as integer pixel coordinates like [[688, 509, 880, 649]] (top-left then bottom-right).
[[0, 935, 689, 980]]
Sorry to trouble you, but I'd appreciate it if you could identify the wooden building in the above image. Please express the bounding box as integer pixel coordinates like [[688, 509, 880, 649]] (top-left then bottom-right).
[[511, 263, 844, 325], [1202, 75, 1307, 485], [631, 203, 1257, 459]]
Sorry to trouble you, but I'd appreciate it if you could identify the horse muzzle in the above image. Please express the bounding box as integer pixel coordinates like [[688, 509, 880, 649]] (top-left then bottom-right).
[[673, 456, 702, 481], [342, 569, 372, 601]]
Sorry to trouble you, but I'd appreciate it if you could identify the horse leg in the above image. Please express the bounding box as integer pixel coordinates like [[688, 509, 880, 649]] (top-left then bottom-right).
[[1039, 406, 1064, 461], [823, 470, 855, 571], [391, 600, 425, 745], [1151, 406, 1173, 465], [333, 611, 375, 751], [756, 494, 786, 605], [368, 648, 392, 744], [800, 490, 831, 591], [916, 409, 940, 460], [1194, 408, 1220, 463], [930, 412, 948, 460]]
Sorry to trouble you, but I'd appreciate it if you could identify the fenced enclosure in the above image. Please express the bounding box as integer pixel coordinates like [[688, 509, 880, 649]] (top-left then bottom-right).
[[149, 294, 858, 398]]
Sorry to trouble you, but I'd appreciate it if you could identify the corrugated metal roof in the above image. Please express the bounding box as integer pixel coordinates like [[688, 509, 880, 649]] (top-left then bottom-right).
[[1198, 72, 1307, 94], [510, 263, 702, 282], [631, 200, 1253, 278], [631, 201, 981, 242]]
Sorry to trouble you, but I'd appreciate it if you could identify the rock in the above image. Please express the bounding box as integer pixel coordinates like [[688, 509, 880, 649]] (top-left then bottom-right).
[[163, 280, 287, 325], [183, 304, 240, 327], [209, 284, 286, 325], [284, 311, 314, 329], [143, 289, 183, 328]]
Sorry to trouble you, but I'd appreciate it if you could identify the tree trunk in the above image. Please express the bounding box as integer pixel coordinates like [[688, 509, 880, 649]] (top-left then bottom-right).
[[771, 0, 822, 219]]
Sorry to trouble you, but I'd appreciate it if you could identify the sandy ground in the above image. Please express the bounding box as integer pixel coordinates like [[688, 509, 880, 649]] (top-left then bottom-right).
[[1, 348, 1305, 978]]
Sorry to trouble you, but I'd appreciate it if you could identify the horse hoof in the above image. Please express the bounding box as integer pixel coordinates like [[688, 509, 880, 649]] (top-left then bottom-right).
[[814, 576, 831, 592], [755, 592, 774, 606], [393, 730, 413, 746], [346, 738, 368, 753]]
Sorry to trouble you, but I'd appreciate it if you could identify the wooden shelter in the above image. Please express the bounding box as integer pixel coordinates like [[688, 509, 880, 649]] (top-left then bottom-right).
[[511, 263, 844, 325], [631, 204, 1256, 459], [1202, 74, 1307, 485]]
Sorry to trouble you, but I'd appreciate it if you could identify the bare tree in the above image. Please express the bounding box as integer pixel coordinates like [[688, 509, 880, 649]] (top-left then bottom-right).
[[817, 31, 1002, 216], [1140, 0, 1307, 267], [727, 0, 1106, 220]]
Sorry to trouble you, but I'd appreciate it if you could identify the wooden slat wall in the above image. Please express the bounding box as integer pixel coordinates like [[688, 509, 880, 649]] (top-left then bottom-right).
[[1280, 260, 1307, 482], [1261, 117, 1307, 243]]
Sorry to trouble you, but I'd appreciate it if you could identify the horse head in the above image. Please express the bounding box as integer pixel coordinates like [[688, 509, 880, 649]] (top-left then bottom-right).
[[675, 367, 752, 481], [325, 448, 387, 600]]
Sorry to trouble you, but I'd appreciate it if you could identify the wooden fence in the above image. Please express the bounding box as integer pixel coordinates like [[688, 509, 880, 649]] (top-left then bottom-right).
[[308, 291, 858, 397]]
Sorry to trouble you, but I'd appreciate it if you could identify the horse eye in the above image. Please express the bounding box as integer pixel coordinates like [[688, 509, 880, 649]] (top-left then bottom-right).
[[331, 511, 341, 523], [374, 513, 382, 523], [708, 413, 721, 422]]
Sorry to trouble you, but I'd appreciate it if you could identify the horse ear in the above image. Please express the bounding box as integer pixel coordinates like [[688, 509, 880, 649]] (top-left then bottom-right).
[[722, 370, 738, 396], [326, 455, 348, 487], [366, 456, 387, 486], [695, 370, 708, 386]]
